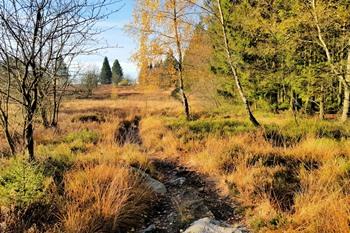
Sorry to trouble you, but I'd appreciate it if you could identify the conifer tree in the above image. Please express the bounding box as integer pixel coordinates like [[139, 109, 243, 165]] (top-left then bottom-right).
[[112, 59, 124, 85], [100, 57, 112, 84]]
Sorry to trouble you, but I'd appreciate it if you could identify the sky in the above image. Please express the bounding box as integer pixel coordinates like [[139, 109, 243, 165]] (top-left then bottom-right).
[[76, 0, 138, 80]]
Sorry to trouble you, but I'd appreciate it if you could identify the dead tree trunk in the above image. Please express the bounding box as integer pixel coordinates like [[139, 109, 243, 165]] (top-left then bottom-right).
[[216, 0, 260, 127]]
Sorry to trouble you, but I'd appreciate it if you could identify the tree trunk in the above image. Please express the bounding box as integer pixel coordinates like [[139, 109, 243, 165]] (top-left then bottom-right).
[[282, 84, 287, 103], [337, 80, 342, 108], [289, 89, 295, 112], [179, 77, 190, 119], [25, 122, 35, 161], [41, 106, 50, 128], [319, 84, 325, 120], [216, 0, 260, 127], [341, 46, 350, 122], [24, 88, 38, 161], [341, 84, 350, 122], [50, 77, 59, 127], [2, 121, 16, 155], [304, 96, 310, 115], [51, 103, 59, 127], [173, 0, 190, 120], [319, 98, 325, 120], [0, 61, 16, 155]]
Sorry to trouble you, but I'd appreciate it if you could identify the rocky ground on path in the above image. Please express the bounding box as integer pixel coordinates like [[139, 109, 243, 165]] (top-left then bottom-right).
[[132, 159, 248, 233]]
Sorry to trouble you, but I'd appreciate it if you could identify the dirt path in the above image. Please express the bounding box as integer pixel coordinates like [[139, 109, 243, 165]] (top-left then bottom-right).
[[134, 159, 244, 233]]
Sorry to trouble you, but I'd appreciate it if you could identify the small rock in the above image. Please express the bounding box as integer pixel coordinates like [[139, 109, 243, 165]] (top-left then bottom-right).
[[145, 176, 167, 194], [168, 177, 186, 186], [141, 224, 156, 233], [133, 168, 167, 194], [183, 218, 248, 233]]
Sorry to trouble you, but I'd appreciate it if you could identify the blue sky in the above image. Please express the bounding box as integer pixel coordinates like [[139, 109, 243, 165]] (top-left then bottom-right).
[[76, 0, 138, 80]]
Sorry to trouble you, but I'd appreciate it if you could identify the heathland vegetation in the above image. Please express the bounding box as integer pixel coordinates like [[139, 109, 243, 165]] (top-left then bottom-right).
[[1, 0, 350, 233]]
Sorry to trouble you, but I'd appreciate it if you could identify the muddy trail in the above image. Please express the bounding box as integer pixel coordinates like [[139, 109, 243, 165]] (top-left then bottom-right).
[[133, 159, 247, 233]]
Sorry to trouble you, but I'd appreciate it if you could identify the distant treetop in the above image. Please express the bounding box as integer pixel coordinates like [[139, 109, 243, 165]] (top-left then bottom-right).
[[112, 59, 124, 85], [100, 57, 112, 84]]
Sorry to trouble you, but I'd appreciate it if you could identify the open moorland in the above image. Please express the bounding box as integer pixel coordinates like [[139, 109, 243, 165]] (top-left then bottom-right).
[[1, 85, 349, 233], [1, 0, 350, 232]]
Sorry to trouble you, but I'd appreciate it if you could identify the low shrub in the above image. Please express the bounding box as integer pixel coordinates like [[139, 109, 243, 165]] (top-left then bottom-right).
[[168, 118, 254, 141], [315, 122, 349, 140], [0, 158, 58, 232], [64, 129, 99, 144], [263, 124, 304, 148], [72, 114, 106, 123], [0, 158, 48, 208]]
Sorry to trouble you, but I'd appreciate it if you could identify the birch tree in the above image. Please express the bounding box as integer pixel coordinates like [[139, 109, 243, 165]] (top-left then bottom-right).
[[304, 0, 350, 122], [130, 0, 198, 120], [214, 0, 260, 126]]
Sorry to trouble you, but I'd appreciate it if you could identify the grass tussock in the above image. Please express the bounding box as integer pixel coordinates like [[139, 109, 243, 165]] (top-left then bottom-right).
[[62, 164, 153, 233]]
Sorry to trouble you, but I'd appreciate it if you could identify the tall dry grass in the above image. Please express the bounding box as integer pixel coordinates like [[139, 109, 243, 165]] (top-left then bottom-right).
[[139, 113, 350, 232], [62, 164, 153, 233], [1, 86, 350, 232]]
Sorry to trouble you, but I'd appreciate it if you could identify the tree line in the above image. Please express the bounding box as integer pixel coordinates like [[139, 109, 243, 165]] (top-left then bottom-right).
[[131, 0, 350, 124]]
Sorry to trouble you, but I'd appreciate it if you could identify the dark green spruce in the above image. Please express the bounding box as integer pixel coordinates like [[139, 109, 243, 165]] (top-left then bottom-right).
[[100, 57, 112, 84]]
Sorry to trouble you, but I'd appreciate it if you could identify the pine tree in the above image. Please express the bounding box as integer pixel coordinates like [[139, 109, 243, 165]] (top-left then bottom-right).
[[112, 59, 124, 85], [100, 57, 112, 84]]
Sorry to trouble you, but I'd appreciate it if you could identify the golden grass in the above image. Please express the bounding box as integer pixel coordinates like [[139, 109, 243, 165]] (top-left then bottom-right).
[[136, 109, 350, 232], [1, 85, 350, 232], [288, 138, 343, 161], [62, 164, 153, 233], [291, 190, 350, 233]]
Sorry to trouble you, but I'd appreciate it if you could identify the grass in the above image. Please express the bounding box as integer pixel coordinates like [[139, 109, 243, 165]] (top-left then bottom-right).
[[142, 101, 350, 232], [62, 164, 153, 233], [0, 85, 350, 232], [167, 117, 255, 142], [64, 129, 99, 144]]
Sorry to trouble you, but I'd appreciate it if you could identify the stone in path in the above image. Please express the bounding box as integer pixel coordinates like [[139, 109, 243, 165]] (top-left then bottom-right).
[[183, 218, 248, 233], [132, 168, 167, 194]]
